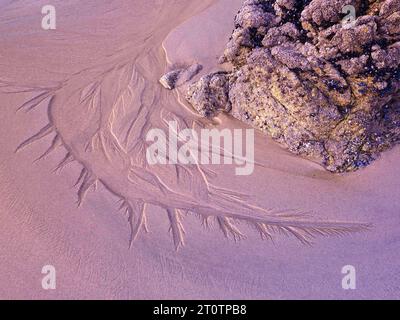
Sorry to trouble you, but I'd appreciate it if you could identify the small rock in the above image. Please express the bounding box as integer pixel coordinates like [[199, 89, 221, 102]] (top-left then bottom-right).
[[159, 63, 202, 90], [159, 70, 181, 90]]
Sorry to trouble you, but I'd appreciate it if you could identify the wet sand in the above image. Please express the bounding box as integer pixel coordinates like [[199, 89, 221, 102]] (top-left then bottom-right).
[[0, 0, 399, 299]]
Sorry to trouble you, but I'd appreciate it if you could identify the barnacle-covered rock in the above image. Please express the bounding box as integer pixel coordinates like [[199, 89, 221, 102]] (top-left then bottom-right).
[[186, 72, 231, 118], [186, 0, 400, 172]]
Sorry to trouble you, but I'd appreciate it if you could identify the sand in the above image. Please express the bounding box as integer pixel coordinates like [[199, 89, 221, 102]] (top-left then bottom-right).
[[0, 0, 399, 299]]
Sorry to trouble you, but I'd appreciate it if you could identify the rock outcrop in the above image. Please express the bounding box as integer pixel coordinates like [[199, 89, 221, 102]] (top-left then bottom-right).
[[186, 0, 400, 173]]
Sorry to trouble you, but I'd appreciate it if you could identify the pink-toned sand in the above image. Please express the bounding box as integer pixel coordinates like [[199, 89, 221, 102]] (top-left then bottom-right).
[[0, 0, 399, 300]]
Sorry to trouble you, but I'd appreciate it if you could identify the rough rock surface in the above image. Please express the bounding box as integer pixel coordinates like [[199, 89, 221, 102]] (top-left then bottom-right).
[[186, 72, 232, 117], [186, 0, 400, 172]]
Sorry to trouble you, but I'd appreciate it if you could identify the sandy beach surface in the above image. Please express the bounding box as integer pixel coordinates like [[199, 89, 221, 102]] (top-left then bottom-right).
[[0, 0, 399, 299]]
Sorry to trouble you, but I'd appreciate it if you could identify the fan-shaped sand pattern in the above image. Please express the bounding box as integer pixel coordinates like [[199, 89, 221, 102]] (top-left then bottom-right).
[[3, 0, 400, 301], [3, 0, 372, 250]]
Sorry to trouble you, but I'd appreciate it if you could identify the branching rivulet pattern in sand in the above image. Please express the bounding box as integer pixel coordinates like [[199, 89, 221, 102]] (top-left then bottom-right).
[[3, 2, 371, 250], [187, 0, 400, 173]]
